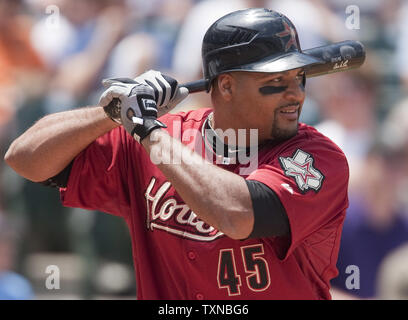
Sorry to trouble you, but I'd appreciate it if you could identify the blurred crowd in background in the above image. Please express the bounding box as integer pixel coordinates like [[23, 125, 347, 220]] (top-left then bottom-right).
[[1, 0, 408, 300]]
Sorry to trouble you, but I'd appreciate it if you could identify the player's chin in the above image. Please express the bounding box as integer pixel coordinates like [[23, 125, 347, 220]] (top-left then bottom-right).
[[271, 122, 298, 142]]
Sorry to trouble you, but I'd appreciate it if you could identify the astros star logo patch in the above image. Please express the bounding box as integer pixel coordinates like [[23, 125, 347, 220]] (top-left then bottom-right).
[[276, 20, 298, 51], [279, 149, 324, 193]]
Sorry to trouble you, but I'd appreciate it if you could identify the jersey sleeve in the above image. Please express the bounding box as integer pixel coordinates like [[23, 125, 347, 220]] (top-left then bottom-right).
[[246, 138, 349, 260], [60, 127, 139, 218]]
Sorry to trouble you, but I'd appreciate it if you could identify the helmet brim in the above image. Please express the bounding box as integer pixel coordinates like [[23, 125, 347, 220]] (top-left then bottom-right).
[[220, 51, 324, 75]]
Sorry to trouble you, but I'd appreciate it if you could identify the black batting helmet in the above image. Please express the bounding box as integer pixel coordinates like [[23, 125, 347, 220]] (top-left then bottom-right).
[[202, 8, 323, 91]]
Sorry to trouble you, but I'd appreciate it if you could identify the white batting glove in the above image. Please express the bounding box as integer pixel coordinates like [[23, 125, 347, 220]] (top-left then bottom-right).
[[99, 78, 166, 142], [133, 70, 189, 116]]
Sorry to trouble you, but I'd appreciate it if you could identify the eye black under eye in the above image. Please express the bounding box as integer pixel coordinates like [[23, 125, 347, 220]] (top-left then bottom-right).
[[259, 86, 287, 95]]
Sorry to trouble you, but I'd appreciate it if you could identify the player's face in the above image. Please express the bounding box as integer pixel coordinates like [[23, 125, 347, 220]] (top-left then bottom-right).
[[230, 69, 306, 143]]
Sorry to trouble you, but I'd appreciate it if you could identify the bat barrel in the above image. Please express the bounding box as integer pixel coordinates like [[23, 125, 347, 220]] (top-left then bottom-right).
[[304, 40, 366, 78]]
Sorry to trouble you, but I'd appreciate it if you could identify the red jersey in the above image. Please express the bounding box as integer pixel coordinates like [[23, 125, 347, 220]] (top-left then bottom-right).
[[61, 108, 349, 300]]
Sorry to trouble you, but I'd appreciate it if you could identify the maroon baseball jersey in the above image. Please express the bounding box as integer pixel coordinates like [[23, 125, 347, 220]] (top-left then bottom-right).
[[60, 108, 349, 300]]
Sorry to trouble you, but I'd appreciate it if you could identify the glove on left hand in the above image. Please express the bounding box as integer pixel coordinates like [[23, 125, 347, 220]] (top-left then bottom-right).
[[99, 78, 166, 142]]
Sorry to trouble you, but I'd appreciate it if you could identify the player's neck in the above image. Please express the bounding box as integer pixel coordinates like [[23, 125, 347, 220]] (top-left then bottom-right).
[[211, 109, 261, 147]]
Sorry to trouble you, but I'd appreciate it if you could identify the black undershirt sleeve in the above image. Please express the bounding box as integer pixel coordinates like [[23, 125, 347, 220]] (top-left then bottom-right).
[[38, 161, 74, 188], [245, 180, 290, 238]]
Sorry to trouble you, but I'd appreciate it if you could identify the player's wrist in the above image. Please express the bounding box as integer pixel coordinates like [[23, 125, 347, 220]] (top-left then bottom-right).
[[141, 127, 167, 148], [133, 118, 167, 143]]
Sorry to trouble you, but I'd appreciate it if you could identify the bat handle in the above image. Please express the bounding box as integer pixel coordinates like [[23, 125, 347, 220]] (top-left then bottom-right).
[[181, 79, 209, 93]]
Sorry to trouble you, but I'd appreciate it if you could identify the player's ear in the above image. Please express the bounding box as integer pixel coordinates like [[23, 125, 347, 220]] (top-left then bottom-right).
[[216, 73, 234, 101]]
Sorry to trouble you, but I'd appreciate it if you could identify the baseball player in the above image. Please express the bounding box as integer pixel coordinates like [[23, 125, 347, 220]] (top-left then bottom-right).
[[5, 9, 349, 299]]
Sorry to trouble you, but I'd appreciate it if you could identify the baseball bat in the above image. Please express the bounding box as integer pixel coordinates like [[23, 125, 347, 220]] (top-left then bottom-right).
[[105, 40, 365, 108], [184, 40, 366, 93]]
